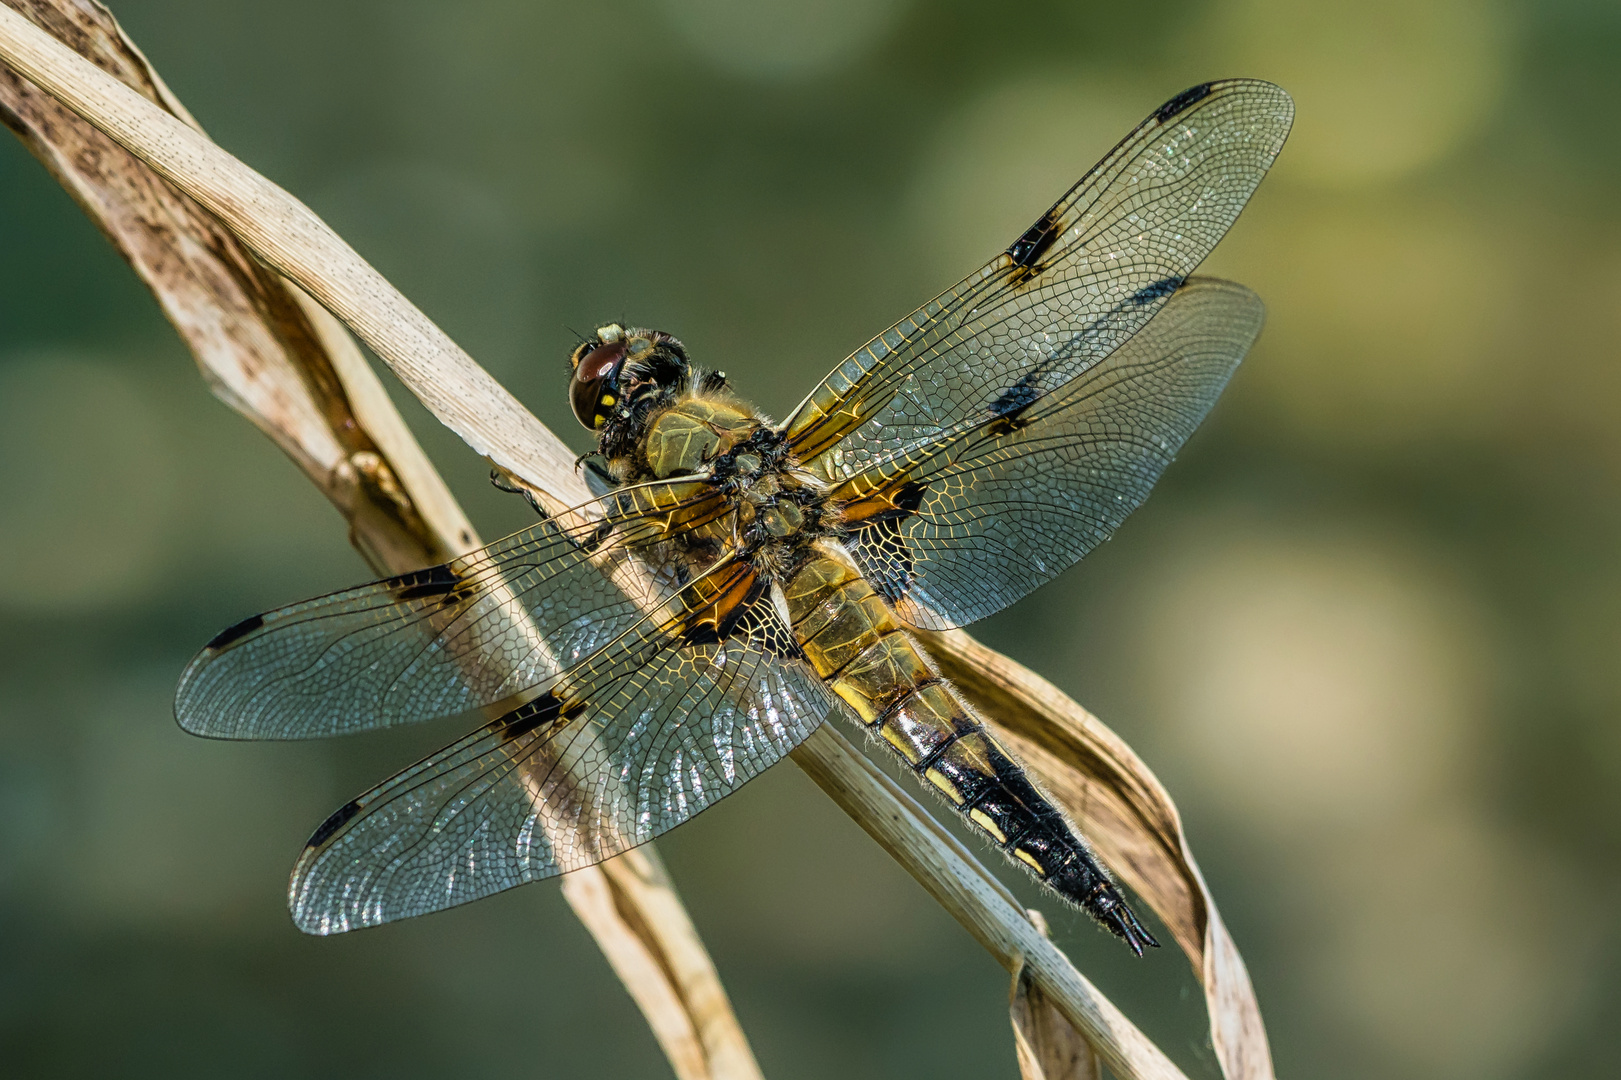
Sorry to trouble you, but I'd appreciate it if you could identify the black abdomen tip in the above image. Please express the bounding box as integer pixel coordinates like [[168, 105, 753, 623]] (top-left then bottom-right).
[[1049, 858, 1159, 956]]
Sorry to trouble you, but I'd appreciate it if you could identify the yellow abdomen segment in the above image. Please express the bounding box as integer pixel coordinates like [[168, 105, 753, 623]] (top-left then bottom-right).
[[783, 551, 1093, 891]]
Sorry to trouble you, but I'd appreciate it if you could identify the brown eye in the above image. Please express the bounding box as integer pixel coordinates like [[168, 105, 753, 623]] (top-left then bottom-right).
[[570, 340, 628, 429], [577, 342, 624, 383]]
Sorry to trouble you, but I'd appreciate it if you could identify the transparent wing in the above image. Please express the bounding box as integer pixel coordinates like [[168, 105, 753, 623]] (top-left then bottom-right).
[[288, 564, 832, 934], [783, 80, 1291, 480], [839, 277, 1264, 629], [175, 479, 731, 740]]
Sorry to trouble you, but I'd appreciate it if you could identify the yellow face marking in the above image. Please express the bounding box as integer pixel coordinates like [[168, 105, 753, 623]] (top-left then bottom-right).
[[600, 393, 616, 407], [593, 414, 606, 429], [1014, 847, 1045, 875], [925, 768, 963, 804], [969, 808, 1006, 844]]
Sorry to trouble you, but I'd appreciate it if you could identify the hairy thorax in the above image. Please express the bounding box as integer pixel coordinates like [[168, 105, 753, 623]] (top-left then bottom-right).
[[623, 391, 839, 579]]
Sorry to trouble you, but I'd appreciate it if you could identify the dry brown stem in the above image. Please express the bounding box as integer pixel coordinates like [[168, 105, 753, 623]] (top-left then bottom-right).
[[792, 725, 1188, 1080], [1010, 911, 1103, 1080], [0, 4, 1274, 1078], [0, 4, 761, 1078]]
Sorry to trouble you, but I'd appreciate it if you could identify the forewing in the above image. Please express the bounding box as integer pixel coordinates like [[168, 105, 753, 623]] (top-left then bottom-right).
[[175, 479, 729, 739], [784, 80, 1291, 479], [839, 278, 1264, 629], [288, 568, 832, 933]]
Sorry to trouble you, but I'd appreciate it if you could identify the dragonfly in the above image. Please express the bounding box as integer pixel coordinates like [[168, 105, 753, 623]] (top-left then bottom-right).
[[175, 79, 1292, 952]]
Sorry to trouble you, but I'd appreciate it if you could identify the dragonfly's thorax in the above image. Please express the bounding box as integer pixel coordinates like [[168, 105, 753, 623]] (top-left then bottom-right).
[[595, 389, 835, 577]]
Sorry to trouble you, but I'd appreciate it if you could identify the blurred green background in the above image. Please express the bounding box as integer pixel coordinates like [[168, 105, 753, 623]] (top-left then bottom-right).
[[1, 0, 1617, 1076]]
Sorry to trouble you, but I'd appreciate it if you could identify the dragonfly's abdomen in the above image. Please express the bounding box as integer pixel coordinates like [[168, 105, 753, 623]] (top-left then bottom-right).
[[782, 551, 1158, 954]]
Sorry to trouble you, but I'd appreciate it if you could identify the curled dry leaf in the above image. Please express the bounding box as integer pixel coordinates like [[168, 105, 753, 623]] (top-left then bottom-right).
[[0, 5, 763, 1079], [0, 0, 469, 572], [1011, 911, 1101, 1080], [922, 628, 1274, 1080], [792, 724, 1188, 1080], [0, 7, 1273, 1079]]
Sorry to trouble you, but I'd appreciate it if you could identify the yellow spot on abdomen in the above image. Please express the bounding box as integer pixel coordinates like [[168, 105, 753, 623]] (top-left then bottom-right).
[[1014, 847, 1045, 875], [925, 768, 963, 804], [969, 808, 1006, 844]]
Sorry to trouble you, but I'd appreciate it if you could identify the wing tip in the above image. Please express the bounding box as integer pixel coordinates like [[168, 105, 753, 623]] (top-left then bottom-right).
[[1157, 78, 1296, 143]]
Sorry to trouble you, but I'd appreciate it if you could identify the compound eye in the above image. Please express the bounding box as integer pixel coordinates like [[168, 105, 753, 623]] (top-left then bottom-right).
[[570, 339, 628, 429]]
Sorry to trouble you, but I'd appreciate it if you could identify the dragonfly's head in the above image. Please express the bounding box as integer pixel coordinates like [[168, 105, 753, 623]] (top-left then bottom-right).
[[569, 324, 690, 432]]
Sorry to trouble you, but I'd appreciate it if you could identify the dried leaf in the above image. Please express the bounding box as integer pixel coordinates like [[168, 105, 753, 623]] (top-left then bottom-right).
[[565, 849, 764, 1080], [1011, 912, 1102, 1080], [0, 0, 470, 570], [0, 7, 764, 1079], [793, 725, 1188, 1080], [923, 628, 1274, 1080], [0, 1, 576, 502]]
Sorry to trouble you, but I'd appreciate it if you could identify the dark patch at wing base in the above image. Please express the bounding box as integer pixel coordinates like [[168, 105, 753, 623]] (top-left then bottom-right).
[[498, 692, 582, 741], [842, 478, 926, 605], [674, 567, 804, 659], [387, 564, 462, 602]]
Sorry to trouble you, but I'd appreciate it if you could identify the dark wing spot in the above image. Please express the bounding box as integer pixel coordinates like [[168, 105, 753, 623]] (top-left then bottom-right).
[[1154, 82, 1213, 122], [388, 563, 461, 602], [1128, 276, 1183, 306], [206, 613, 264, 651], [1006, 206, 1064, 272], [680, 622, 723, 648], [306, 799, 362, 849], [988, 375, 1043, 429], [498, 693, 575, 741], [717, 574, 770, 639]]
